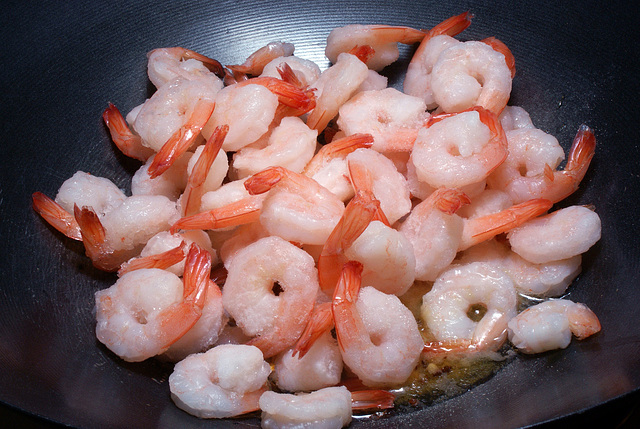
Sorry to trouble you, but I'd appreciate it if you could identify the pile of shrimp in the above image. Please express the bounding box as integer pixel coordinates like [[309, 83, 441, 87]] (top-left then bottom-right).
[[32, 12, 602, 427]]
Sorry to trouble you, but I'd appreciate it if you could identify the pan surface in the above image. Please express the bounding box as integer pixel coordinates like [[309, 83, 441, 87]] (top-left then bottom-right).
[[1, 0, 639, 427]]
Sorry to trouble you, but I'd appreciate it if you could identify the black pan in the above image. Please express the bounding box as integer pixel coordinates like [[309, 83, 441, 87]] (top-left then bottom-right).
[[1, 0, 639, 427]]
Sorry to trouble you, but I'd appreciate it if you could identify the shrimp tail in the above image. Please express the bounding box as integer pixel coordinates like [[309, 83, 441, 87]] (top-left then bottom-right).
[[332, 261, 365, 353], [148, 99, 215, 179], [117, 241, 187, 277], [303, 133, 374, 177], [350, 390, 395, 411], [564, 124, 596, 184], [102, 103, 154, 161], [459, 198, 553, 250], [348, 45, 376, 64], [291, 302, 334, 358], [482, 37, 516, 78], [425, 11, 473, 38], [170, 197, 264, 233], [433, 188, 471, 215], [181, 48, 227, 79], [32, 192, 83, 241], [182, 124, 229, 216], [73, 204, 124, 272], [244, 166, 287, 195]]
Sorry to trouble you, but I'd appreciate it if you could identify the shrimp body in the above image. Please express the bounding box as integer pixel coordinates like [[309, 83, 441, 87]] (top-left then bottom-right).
[[421, 262, 517, 346], [95, 244, 211, 362], [431, 41, 513, 115], [169, 344, 271, 418], [508, 299, 601, 354], [232, 116, 318, 179], [337, 88, 429, 153], [259, 386, 352, 429], [245, 167, 345, 245], [410, 108, 507, 189], [222, 236, 319, 358], [55, 171, 126, 217], [333, 262, 423, 387], [508, 205, 601, 264]]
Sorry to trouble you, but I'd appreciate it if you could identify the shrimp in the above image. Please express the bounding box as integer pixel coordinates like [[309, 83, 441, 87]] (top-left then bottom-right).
[[260, 55, 322, 87], [507, 299, 601, 354], [487, 124, 596, 204], [409, 107, 508, 189], [131, 152, 192, 200], [346, 148, 412, 224], [169, 344, 272, 418], [94, 243, 211, 362], [325, 24, 426, 71], [421, 262, 517, 354], [457, 239, 582, 298], [102, 103, 155, 161], [332, 261, 424, 387], [337, 88, 429, 153], [222, 236, 319, 358], [244, 166, 345, 245], [507, 205, 602, 264], [403, 11, 473, 109], [228, 41, 295, 76], [181, 125, 229, 216], [303, 133, 374, 202], [146, 47, 225, 88], [232, 116, 318, 179], [306, 53, 369, 133], [430, 39, 513, 115]]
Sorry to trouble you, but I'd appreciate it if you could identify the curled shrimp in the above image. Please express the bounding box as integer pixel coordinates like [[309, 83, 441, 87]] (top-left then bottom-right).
[[169, 344, 271, 418], [487, 124, 596, 204], [333, 261, 423, 387], [222, 236, 319, 358], [147, 47, 225, 89], [244, 166, 345, 245], [325, 24, 426, 71], [409, 107, 508, 189], [94, 243, 211, 362], [403, 11, 473, 108], [508, 299, 601, 354], [228, 41, 295, 76]]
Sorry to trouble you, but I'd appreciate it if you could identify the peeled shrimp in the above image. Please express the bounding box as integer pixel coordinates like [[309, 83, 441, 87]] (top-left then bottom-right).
[[508, 205, 601, 264], [409, 107, 508, 189], [333, 261, 423, 387], [146, 47, 225, 89], [337, 88, 429, 153], [222, 236, 319, 358], [508, 299, 601, 354], [487, 124, 596, 204], [94, 244, 211, 362], [421, 262, 517, 353], [325, 24, 426, 71], [244, 166, 345, 245], [169, 344, 271, 418]]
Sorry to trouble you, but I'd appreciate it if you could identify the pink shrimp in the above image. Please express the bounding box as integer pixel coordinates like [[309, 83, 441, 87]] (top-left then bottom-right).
[[102, 103, 155, 161]]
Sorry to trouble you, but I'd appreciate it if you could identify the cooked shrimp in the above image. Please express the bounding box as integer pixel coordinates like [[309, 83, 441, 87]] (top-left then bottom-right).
[[259, 386, 353, 429], [169, 344, 271, 418], [147, 47, 225, 88], [325, 24, 426, 71], [94, 244, 211, 362], [421, 262, 517, 353], [102, 103, 155, 161], [181, 125, 229, 216], [457, 239, 582, 298], [244, 166, 345, 245], [303, 133, 373, 202], [487, 124, 596, 204], [131, 152, 192, 200], [228, 41, 295, 76], [222, 236, 319, 358], [409, 107, 508, 189], [306, 53, 369, 133], [337, 88, 429, 152], [332, 261, 423, 387], [507, 205, 601, 264], [430, 39, 513, 115], [232, 116, 318, 179], [346, 148, 412, 224], [403, 11, 473, 109], [260, 55, 322, 87], [507, 299, 601, 354]]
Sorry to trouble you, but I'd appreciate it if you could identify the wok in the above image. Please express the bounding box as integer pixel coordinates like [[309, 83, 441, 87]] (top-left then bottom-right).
[[1, 0, 639, 427]]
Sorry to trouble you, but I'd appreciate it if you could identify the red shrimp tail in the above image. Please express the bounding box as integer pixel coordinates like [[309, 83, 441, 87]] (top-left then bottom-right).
[[482, 37, 516, 78], [348, 45, 376, 64], [73, 204, 122, 272], [351, 390, 396, 411], [171, 197, 263, 233], [181, 49, 226, 79], [426, 11, 473, 39], [32, 192, 83, 241], [118, 241, 187, 277], [433, 188, 471, 215], [566, 125, 596, 175], [292, 302, 334, 358], [244, 166, 286, 194], [102, 103, 154, 161], [182, 243, 211, 304]]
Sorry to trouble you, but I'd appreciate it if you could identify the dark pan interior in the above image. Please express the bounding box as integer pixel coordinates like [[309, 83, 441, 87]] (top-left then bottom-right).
[[1, 0, 639, 427]]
